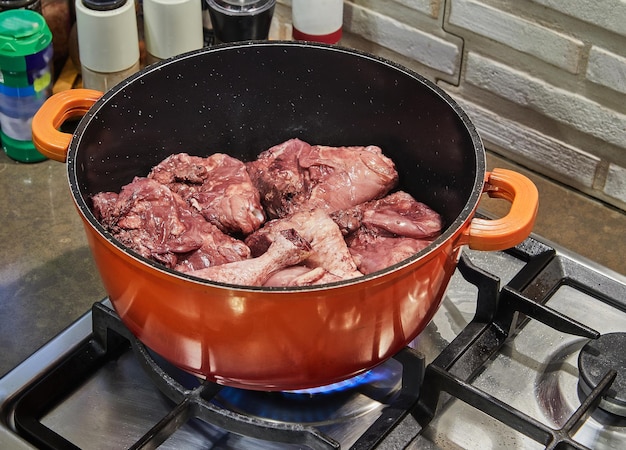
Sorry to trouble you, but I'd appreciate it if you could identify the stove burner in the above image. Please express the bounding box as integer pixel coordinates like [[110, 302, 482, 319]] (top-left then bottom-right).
[[215, 360, 403, 425], [578, 332, 626, 417], [287, 371, 373, 395]]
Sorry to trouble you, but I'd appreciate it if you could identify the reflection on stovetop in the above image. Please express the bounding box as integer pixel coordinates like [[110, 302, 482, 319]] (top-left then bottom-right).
[[0, 235, 625, 449]]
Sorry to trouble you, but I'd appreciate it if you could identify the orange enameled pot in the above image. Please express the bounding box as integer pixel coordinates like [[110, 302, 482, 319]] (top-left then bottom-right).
[[32, 42, 538, 391]]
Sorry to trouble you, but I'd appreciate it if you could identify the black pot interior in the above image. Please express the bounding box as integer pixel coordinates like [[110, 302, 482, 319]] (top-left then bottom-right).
[[69, 42, 484, 242]]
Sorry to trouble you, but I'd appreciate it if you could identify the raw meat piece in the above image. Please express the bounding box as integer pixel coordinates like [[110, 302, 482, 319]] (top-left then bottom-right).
[[185, 229, 312, 285], [149, 152, 265, 235], [245, 208, 363, 281], [332, 191, 442, 239], [246, 138, 398, 218], [300, 142, 398, 212], [173, 224, 250, 273], [245, 138, 307, 219], [91, 177, 250, 270], [263, 266, 343, 287], [90, 191, 119, 226], [333, 191, 442, 275], [348, 233, 434, 275]]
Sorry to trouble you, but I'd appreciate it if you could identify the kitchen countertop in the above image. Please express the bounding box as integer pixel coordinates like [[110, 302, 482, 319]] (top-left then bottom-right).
[[1, 151, 105, 378]]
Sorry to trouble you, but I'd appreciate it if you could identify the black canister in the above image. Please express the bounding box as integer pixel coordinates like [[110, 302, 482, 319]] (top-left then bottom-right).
[[206, 0, 274, 44], [0, 0, 41, 13]]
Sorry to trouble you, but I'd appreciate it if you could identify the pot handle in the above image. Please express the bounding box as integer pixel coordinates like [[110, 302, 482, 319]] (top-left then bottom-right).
[[463, 168, 539, 251], [32, 88, 104, 163]]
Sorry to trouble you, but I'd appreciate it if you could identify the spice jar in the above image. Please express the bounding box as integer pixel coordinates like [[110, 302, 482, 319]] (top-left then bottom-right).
[[0, 9, 53, 162], [291, 0, 343, 44], [75, 0, 140, 91], [143, 0, 203, 65]]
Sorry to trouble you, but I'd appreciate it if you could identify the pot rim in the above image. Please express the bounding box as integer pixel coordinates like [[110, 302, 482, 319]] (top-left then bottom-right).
[[65, 40, 486, 293]]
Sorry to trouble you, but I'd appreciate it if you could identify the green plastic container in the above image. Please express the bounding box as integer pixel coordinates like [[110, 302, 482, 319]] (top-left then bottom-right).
[[0, 129, 44, 161], [0, 9, 53, 162]]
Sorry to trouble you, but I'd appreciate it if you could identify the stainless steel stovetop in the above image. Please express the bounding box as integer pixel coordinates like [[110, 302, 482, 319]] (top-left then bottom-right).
[[1, 233, 625, 449]]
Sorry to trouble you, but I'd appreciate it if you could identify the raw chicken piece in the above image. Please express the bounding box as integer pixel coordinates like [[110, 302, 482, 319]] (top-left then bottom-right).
[[300, 142, 399, 213], [245, 138, 307, 219], [332, 191, 442, 239], [173, 222, 250, 273], [186, 229, 312, 285], [91, 191, 118, 225], [263, 266, 343, 287], [91, 177, 250, 270], [332, 191, 443, 275], [246, 138, 398, 218], [347, 233, 434, 275], [245, 209, 363, 281], [149, 152, 265, 235]]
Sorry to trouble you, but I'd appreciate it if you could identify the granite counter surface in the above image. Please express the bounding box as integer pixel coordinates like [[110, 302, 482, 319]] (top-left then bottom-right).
[[1, 152, 105, 378]]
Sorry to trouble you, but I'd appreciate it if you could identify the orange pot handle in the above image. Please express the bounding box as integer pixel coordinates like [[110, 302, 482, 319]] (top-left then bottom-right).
[[32, 88, 104, 162], [462, 168, 539, 251]]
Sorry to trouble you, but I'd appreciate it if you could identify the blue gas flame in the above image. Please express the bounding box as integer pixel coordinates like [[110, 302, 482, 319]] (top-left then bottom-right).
[[285, 371, 377, 396]]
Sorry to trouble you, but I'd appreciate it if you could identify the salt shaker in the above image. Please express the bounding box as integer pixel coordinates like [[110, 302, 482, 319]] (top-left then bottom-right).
[[75, 0, 140, 92], [0, 9, 53, 162], [143, 0, 203, 65], [291, 0, 343, 44]]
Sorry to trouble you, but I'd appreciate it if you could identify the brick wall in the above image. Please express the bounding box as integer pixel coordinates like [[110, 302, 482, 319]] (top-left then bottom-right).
[[277, 0, 626, 210]]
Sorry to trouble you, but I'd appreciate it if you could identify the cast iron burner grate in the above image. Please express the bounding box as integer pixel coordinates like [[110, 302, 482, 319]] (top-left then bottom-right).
[[9, 235, 625, 449], [411, 238, 624, 449], [11, 303, 424, 450]]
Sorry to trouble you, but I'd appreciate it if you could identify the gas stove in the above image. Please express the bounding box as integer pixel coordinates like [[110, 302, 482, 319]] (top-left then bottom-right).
[[1, 232, 624, 449]]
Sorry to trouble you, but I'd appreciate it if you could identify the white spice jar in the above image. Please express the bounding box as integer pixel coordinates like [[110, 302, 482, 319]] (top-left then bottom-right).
[[143, 0, 203, 64], [75, 0, 140, 92], [291, 0, 343, 44]]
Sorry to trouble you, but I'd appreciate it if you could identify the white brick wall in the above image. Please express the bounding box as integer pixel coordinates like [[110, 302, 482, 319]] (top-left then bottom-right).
[[452, 96, 601, 188], [338, 0, 626, 210], [345, 2, 460, 76], [531, 0, 626, 37], [465, 52, 626, 149], [587, 46, 626, 94], [448, 0, 585, 73], [392, 0, 442, 18], [606, 163, 626, 204]]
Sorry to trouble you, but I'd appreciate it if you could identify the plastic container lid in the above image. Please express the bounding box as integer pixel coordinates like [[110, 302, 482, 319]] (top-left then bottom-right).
[[0, 0, 42, 11], [208, 0, 274, 15], [0, 9, 52, 71], [82, 0, 126, 10]]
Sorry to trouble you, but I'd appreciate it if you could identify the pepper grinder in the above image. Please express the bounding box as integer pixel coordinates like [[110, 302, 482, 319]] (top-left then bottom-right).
[[143, 0, 203, 65], [75, 0, 140, 91]]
